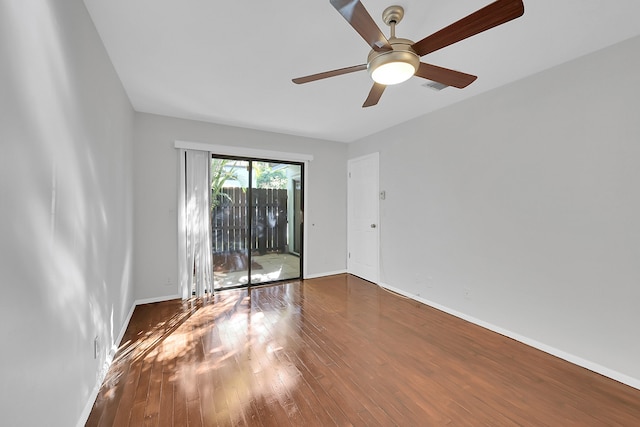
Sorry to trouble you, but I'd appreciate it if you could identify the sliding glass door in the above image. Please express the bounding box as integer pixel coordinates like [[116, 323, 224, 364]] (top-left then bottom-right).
[[210, 156, 303, 290]]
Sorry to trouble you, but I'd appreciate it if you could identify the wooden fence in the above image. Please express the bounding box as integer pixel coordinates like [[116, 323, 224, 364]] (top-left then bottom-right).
[[211, 187, 288, 255]]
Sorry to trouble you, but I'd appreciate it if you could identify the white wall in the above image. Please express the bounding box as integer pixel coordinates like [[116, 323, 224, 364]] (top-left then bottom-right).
[[349, 35, 640, 385], [133, 113, 348, 301], [0, 1, 135, 426]]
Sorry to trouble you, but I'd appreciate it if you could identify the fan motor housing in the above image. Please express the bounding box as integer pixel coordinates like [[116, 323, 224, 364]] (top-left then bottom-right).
[[367, 37, 420, 77]]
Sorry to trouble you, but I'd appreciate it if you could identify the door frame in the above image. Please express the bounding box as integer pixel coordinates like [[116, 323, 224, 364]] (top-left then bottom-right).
[[291, 178, 302, 256], [175, 140, 313, 280], [210, 156, 305, 290]]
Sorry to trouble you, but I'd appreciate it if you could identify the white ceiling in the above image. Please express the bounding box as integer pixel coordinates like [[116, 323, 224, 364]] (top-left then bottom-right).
[[83, 0, 640, 143]]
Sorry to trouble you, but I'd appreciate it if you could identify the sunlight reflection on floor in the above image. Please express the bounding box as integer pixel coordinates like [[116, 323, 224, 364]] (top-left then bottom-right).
[[94, 284, 303, 424]]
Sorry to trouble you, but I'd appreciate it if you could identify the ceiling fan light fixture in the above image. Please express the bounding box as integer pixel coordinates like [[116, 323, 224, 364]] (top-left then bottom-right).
[[371, 60, 416, 85], [367, 39, 419, 85], [292, 1, 525, 107]]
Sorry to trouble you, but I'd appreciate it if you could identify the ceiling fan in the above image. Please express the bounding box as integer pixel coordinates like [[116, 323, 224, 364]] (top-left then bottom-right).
[[292, 0, 525, 107]]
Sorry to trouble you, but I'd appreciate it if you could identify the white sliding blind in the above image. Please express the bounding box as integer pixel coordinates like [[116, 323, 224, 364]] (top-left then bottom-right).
[[178, 149, 213, 298]]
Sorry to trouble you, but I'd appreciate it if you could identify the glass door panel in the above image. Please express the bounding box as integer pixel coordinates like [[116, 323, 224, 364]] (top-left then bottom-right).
[[211, 158, 250, 289], [250, 161, 301, 284], [211, 157, 302, 290]]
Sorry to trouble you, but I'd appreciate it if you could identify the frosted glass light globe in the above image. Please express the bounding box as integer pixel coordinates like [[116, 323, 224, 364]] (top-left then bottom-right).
[[371, 61, 416, 85]]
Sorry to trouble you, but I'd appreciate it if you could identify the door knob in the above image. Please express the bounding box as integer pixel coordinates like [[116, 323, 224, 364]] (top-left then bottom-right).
[[370, 224, 377, 228]]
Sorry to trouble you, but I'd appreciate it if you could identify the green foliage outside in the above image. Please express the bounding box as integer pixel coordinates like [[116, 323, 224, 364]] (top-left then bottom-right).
[[210, 160, 287, 209], [254, 163, 287, 189], [210, 159, 238, 208]]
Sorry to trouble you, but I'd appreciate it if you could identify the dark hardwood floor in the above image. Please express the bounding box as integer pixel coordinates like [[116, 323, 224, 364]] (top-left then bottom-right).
[[86, 274, 640, 426]]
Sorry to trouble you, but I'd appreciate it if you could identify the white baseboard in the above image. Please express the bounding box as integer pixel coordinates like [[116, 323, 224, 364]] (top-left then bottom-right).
[[77, 294, 179, 426], [304, 269, 347, 279], [76, 299, 137, 427], [378, 282, 640, 391], [135, 294, 181, 306], [77, 376, 101, 427], [113, 302, 136, 356]]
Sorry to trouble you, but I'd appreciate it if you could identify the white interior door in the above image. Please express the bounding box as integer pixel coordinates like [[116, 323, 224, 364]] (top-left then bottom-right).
[[348, 153, 379, 283]]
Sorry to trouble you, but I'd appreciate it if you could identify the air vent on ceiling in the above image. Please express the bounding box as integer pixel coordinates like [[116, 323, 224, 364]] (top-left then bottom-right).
[[422, 81, 449, 91]]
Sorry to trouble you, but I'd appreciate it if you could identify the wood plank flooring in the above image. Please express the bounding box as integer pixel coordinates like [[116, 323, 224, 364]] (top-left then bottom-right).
[[86, 274, 640, 426]]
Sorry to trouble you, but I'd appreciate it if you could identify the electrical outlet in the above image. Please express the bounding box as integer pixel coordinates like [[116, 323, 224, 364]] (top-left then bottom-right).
[[463, 287, 472, 299]]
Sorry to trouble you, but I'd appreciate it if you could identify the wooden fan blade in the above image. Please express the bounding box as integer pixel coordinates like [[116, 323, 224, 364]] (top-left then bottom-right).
[[330, 0, 392, 51], [292, 64, 367, 84], [415, 63, 477, 89], [412, 0, 524, 57], [362, 82, 386, 108]]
